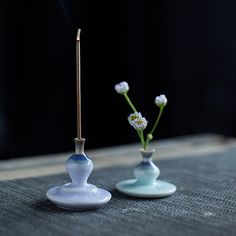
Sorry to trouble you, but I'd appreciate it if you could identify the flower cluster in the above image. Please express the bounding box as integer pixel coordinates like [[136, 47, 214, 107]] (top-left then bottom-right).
[[115, 81, 167, 149], [128, 112, 148, 131]]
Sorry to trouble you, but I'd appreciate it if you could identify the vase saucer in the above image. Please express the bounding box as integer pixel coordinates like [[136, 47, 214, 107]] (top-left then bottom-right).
[[116, 179, 176, 198], [47, 183, 111, 210]]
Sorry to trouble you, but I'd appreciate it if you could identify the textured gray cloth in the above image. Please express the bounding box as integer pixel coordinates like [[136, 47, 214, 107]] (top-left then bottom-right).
[[1, 150, 236, 236]]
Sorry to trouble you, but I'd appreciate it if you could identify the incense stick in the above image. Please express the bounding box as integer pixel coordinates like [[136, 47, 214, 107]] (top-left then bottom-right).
[[76, 29, 82, 139]]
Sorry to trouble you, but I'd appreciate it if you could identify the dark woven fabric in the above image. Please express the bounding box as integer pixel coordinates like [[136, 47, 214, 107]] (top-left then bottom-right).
[[1, 151, 236, 236]]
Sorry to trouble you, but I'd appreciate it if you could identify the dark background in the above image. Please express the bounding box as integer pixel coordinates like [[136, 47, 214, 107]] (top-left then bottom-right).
[[1, 0, 236, 159]]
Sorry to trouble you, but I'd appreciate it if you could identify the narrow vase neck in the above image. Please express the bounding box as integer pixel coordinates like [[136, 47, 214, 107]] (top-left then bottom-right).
[[74, 138, 86, 154], [140, 148, 156, 161]]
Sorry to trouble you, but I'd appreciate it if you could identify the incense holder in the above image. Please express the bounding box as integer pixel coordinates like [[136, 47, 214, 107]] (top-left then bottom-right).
[[116, 148, 176, 198], [47, 138, 111, 210]]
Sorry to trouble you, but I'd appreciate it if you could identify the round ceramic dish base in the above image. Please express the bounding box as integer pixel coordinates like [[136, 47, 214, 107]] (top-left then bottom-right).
[[116, 179, 176, 198], [47, 183, 111, 210]]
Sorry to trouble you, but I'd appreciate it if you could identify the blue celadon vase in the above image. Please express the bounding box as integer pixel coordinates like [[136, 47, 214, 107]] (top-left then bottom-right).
[[116, 148, 176, 198]]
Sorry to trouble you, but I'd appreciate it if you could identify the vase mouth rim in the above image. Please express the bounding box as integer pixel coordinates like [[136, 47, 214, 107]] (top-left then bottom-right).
[[140, 148, 156, 153]]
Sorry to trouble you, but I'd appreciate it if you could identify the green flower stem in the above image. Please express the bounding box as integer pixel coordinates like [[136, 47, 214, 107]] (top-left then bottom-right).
[[137, 130, 145, 148], [144, 141, 147, 150], [124, 93, 137, 113], [144, 134, 152, 150], [140, 131, 146, 148], [150, 106, 164, 135]]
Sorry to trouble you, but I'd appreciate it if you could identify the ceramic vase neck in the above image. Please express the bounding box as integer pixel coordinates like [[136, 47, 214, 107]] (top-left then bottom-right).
[[140, 148, 156, 161], [74, 138, 86, 154]]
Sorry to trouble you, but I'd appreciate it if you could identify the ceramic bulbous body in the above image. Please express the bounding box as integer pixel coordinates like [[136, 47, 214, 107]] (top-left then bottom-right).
[[66, 152, 93, 188], [66, 138, 93, 188], [134, 149, 160, 185]]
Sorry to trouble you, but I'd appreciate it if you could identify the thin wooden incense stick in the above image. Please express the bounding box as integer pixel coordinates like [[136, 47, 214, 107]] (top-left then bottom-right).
[[76, 29, 82, 139]]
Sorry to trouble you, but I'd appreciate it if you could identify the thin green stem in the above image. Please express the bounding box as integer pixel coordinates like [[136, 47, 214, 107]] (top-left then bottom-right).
[[137, 130, 145, 148], [145, 135, 151, 149], [150, 106, 164, 135], [124, 93, 137, 113], [144, 141, 147, 150], [140, 131, 146, 149]]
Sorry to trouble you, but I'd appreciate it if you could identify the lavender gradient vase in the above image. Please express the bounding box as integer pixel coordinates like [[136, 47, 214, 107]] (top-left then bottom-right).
[[116, 148, 176, 198], [47, 138, 111, 210]]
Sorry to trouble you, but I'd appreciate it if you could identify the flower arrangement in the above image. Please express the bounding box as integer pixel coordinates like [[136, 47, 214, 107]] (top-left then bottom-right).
[[115, 81, 167, 150]]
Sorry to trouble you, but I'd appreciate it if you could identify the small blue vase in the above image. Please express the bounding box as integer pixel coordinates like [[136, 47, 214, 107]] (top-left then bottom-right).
[[116, 148, 176, 198], [47, 138, 111, 210]]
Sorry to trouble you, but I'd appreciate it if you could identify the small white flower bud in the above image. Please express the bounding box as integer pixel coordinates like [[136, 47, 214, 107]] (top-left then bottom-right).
[[155, 95, 167, 107], [115, 81, 129, 94]]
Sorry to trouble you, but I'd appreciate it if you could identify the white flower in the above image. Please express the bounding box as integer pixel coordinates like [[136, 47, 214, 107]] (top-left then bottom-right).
[[132, 117, 148, 131], [115, 81, 129, 94], [128, 112, 148, 131], [155, 95, 167, 107], [128, 112, 142, 124]]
